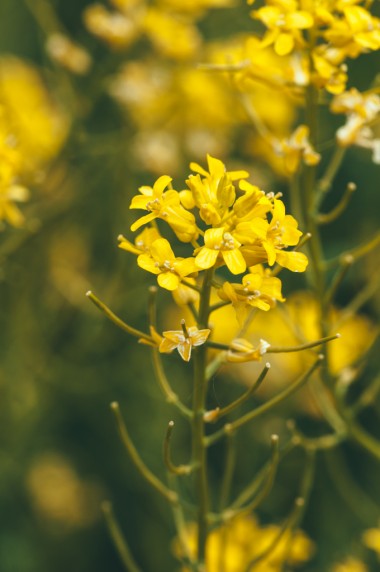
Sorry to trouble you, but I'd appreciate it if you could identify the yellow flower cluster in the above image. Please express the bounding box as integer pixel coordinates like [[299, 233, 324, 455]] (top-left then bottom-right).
[[121, 155, 307, 327], [177, 513, 314, 572], [251, 0, 380, 94], [0, 57, 68, 228]]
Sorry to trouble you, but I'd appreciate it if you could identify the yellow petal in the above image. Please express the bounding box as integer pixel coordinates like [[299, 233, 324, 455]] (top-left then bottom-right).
[[158, 272, 180, 291], [275, 33, 294, 56], [222, 249, 247, 275], [195, 247, 219, 269]]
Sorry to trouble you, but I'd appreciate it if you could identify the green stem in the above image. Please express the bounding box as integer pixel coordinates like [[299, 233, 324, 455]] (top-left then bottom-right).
[[192, 268, 214, 568], [206, 357, 323, 447], [102, 502, 143, 572]]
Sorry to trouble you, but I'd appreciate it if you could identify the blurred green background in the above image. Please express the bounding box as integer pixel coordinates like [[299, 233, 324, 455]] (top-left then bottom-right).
[[0, 1, 379, 571]]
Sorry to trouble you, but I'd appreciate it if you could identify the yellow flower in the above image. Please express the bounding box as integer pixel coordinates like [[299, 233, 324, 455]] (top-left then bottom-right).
[[219, 264, 285, 324], [118, 227, 161, 255], [274, 124, 321, 174], [137, 237, 198, 290], [83, 3, 141, 49], [130, 175, 198, 242], [331, 88, 380, 150], [236, 198, 308, 272], [195, 227, 247, 274], [160, 321, 210, 361], [177, 513, 314, 571], [226, 337, 270, 362], [46, 33, 92, 75], [332, 556, 368, 572], [253, 1, 314, 56], [180, 154, 248, 226], [143, 9, 201, 61], [325, 5, 380, 57], [362, 527, 380, 557]]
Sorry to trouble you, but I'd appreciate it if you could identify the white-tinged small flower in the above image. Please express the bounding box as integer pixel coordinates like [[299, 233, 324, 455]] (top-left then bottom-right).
[[159, 320, 210, 362]]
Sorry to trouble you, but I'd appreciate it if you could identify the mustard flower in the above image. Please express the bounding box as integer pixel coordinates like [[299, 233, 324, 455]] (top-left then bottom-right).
[[226, 337, 270, 362], [195, 227, 247, 274], [137, 237, 198, 290], [219, 264, 285, 324], [180, 154, 248, 226], [46, 33, 92, 75], [332, 557, 368, 572], [362, 527, 380, 557], [252, 1, 314, 56], [274, 125, 321, 173], [325, 5, 380, 57], [331, 88, 380, 152], [236, 198, 308, 271], [118, 227, 161, 255], [159, 321, 210, 361], [130, 175, 198, 242]]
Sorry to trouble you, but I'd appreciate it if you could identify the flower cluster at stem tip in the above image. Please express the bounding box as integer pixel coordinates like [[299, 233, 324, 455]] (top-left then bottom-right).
[[120, 154, 308, 360]]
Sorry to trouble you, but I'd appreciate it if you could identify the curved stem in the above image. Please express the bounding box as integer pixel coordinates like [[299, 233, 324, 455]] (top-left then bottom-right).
[[102, 502, 143, 572]]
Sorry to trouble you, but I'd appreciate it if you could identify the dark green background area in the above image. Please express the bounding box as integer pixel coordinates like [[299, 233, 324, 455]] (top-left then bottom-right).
[[0, 1, 379, 571]]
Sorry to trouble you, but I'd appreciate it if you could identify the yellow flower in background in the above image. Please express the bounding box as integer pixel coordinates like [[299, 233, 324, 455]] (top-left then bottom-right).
[[137, 237, 198, 290], [252, 1, 314, 56], [274, 124, 321, 174], [46, 33, 92, 75], [177, 513, 314, 571], [0, 57, 68, 173], [362, 527, 380, 558], [160, 321, 210, 361], [332, 556, 368, 572], [83, 3, 142, 49], [207, 290, 377, 411], [0, 57, 68, 227]]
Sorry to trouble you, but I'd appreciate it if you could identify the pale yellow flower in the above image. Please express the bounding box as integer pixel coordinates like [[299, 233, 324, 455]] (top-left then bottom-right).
[[160, 322, 210, 361]]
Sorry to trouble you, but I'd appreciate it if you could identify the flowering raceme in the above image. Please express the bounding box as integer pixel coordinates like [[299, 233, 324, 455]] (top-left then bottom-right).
[[122, 154, 308, 341]]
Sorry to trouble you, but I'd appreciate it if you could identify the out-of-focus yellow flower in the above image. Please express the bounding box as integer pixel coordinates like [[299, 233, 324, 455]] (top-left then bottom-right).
[[0, 57, 68, 227], [160, 321, 210, 361], [143, 9, 201, 60], [332, 556, 368, 572], [83, 3, 142, 49], [325, 5, 380, 57], [26, 453, 102, 529], [252, 1, 314, 56], [46, 33, 92, 75], [331, 88, 380, 161], [209, 291, 377, 408], [274, 124, 321, 174], [362, 527, 380, 557], [0, 57, 68, 173], [176, 513, 314, 571], [137, 237, 198, 290]]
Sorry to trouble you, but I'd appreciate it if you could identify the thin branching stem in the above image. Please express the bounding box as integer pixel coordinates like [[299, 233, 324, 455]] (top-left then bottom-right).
[[102, 501, 143, 572], [86, 291, 152, 342], [206, 357, 323, 447], [110, 402, 178, 504]]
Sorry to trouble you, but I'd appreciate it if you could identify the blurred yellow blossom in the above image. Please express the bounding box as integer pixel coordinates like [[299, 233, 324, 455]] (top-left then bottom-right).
[[177, 513, 314, 571], [46, 33, 92, 75], [332, 556, 368, 572], [362, 526, 380, 558], [0, 57, 68, 227]]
